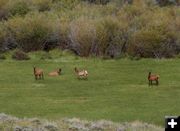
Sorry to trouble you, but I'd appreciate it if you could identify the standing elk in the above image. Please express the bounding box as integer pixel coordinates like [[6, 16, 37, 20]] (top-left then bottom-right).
[[148, 72, 159, 86], [48, 68, 61, 76], [33, 67, 44, 80], [74, 67, 88, 79]]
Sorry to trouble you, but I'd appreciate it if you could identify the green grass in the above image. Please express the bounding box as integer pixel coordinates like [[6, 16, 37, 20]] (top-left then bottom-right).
[[0, 53, 180, 127]]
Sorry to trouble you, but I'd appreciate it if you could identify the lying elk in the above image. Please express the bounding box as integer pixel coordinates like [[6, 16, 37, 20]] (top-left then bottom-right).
[[33, 67, 44, 80], [48, 68, 62, 76], [148, 72, 159, 86], [74, 67, 88, 79]]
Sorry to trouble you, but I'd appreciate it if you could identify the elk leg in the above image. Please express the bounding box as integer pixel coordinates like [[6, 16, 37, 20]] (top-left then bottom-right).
[[156, 80, 159, 85], [38, 74, 40, 79], [42, 73, 44, 80], [85, 76, 88, 80], [35, 75, 37, 80]]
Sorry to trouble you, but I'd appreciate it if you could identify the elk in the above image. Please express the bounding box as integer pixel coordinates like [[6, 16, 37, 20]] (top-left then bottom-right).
[[74, 67, 88, 79], [33, 67, 44, 80], [48, 68, 61, 76], [148, 72, 159, 86]]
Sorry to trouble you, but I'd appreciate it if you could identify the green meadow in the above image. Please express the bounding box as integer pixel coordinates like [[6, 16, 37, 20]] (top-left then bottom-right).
[[0, 52, 180, 127]]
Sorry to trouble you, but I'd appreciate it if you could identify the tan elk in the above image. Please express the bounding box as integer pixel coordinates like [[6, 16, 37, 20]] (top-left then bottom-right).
[[148, 72, 159, 86], [48, 68, 61, 76], [33, 67, 44, 80], [74, 67, 88, 79]]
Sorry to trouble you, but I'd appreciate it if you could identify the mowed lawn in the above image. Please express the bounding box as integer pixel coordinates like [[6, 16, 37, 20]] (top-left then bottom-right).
[[0, 56, 180, 126]]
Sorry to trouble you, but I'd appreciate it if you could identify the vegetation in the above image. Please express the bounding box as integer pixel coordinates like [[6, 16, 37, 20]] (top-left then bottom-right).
[[12, 50, 30, 60], [0, 113, 163, 131], [0, 51, 180, 126], [0, 0, 179, 58]]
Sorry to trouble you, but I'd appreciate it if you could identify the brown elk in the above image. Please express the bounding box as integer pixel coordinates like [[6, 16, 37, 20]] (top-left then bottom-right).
[[74, 67, 88, 79], [33, 67, 44, 80], [48, 68, 61, 76], [148, 72, 159, 86]]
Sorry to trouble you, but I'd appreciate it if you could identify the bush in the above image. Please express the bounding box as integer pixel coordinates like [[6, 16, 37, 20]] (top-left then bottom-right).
[[69, 18, 96, 56], [32, 0, 52, 12], [7, 0, 30, 16], [5, 13, 57, 52], [128, 7, 180, 58], [40, 52, 52, 60], [128, 28, 179, 58], [0, 54, 6, 60], [0, 0, 9, 20], [12, 50, 30, 60], [83, 0, 110, 4], [56, 18, 70, 50], [156, 0, 178, 6], [95, 16, 129, 57], [0, 23, 6, 52]]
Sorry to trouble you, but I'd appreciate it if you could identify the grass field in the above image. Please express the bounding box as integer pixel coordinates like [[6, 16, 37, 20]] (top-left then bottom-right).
[[0, 52, 180, 127]]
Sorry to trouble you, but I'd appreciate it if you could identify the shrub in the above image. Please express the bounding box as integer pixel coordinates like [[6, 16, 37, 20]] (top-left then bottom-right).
[[126, 6, 180, 58], [156, 0, 178, 6], [82, 0, 110, 4], [5, 13, 57, 52], [0, 0, 9, 20], [0, 54, 6, 60], [7, 0, 30, 16], [69, 18, 96, 56], [12, 50, 30, 60], [128, 28, 179, 58], [52, 0, 80, 12], [40, 52, 52, 60], [32, 0, 52, 12], [49, 49, 63, 58], [67, 14, 130, 58], [43, 122, 58, 131], [95, 16, 129, 57], [57, 18, 70, 50], [0, 23, 6, 52]]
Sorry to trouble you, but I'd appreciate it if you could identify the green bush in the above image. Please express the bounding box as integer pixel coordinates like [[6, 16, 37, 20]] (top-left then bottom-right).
[[156, 0, 178, 6], [69, 18, 96, 56], [95, 16, 129, 57], [0, 0, 9, 20], [0, 23, 6, 52], [52, 0, 80, 12], [5, 13, 56, 52], [7, 0, 30, 16], [12, 50, 30, 60], [0, 54, 6, 60], [57, 18, 71, 50], [32, 0, 52, 12], [82, 0, 110, 4], [40, 52, 52, 60], [126, 4, 180, 58], [128, 28, 179, 58]]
